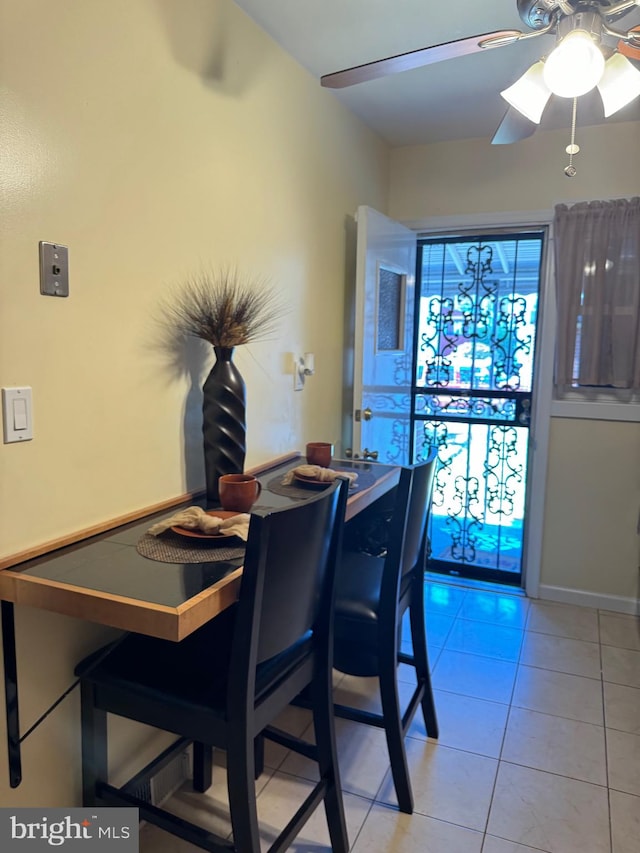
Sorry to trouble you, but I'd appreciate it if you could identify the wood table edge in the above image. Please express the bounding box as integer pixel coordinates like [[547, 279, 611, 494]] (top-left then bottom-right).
[[0, 570, 242, 642]]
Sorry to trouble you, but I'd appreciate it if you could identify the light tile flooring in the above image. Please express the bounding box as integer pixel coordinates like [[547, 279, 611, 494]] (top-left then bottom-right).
[[140, 581, 640, 853]]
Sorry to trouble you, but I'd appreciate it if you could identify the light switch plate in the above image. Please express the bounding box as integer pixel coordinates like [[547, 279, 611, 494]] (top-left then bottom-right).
[[39, 241, 69, 296], [2, 387, 33, 443]]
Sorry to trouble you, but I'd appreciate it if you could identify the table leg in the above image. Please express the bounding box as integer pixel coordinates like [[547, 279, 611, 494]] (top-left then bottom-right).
[[193, 742, 212, 792], [1, 601, 22, 787]]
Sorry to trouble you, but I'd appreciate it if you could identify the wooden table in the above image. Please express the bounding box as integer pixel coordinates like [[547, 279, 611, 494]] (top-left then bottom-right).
[[0, 454, 399, 642], [0, 453, 400, 787]]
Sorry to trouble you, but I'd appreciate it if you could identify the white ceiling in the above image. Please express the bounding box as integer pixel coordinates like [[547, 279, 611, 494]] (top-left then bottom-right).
[[233, 0, 640, 146]]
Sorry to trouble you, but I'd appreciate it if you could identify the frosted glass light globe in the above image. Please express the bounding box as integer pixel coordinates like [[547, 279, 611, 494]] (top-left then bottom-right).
[[500, 61, 552, 123], [543, 30, 605, 97], [598, 53, 640, 116]]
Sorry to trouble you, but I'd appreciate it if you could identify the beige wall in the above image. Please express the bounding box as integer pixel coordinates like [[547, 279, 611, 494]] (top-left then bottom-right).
[[389, 121, 640, 221], [1, 0, 389, 558], [0, 0, 389, 806], [389, 123, 640, 606], [2, 0, 639, 810], [542, 418, 640, 602]]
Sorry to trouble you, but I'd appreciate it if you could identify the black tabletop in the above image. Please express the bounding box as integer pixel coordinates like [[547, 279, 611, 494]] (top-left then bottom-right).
[[4, 458, 394, 610]]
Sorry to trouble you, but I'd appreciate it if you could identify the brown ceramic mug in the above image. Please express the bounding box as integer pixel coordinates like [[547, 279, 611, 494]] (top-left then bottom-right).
[[218, 474, 262, 513], [306, 442, 333, 468]]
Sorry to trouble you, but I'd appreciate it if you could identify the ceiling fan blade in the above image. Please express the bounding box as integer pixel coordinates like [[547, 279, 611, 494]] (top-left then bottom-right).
[[491, 107, 538, 145], [321, 30, 523, 89]]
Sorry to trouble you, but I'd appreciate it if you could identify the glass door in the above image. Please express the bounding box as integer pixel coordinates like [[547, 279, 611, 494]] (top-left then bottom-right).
[[412, 231, 545, 586]]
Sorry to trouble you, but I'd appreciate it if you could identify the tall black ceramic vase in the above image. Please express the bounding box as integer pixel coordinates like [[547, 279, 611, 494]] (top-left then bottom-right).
[[202, 346, 246, 503]]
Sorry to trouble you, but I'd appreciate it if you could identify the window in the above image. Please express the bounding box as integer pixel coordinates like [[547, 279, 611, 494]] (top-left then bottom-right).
[[554, 198, 640, 395], [376, 265, 405, 351]]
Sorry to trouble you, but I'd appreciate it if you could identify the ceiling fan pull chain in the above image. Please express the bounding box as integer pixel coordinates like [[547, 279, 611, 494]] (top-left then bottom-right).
[[564, 97, 579, 177]]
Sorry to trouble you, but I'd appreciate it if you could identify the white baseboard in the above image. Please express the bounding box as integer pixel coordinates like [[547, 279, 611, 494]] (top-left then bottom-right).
[[538, 584, 640, 616]]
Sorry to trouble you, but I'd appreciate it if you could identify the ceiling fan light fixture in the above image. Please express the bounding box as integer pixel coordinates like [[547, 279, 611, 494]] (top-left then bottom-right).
[[500, 60, 551, 123], [543, 29, 605, 97], [597, 52, 640, 116]]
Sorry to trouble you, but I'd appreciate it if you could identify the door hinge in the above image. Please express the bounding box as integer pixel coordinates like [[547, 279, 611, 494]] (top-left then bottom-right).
[[355, 409, 361, 422]]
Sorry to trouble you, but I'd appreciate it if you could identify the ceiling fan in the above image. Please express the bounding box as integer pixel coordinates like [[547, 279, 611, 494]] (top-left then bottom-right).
[[321, 0, 640, 159]]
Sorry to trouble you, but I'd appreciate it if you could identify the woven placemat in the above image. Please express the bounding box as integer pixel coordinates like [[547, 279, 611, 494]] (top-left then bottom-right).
[[136, 532, 245, 564], [266, 468, 376, 500]]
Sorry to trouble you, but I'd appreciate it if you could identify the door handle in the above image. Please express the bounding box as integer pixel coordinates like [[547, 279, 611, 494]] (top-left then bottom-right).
[[518, 399, 531, 426], [362, 448, 379, 461], [362, 407, 373, 421]]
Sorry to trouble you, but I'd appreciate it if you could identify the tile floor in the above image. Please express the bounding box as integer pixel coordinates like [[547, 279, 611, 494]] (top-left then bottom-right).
[[140, 581, 640, 853]]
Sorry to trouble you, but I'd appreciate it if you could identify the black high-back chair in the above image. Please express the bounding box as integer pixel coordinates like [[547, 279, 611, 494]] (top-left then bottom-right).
[[331, 457, 438, 814], [75, 477, 350, 853]]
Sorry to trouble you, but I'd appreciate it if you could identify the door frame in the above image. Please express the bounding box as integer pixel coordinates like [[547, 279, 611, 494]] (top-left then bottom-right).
[[403, 209, 555, 600]]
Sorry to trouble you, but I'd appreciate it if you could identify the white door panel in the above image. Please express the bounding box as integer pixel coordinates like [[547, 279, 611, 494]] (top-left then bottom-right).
[[351, 206, 416, 465]]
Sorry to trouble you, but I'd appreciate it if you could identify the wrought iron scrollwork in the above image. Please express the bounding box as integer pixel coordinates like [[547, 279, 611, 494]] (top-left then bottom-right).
[[415, 394, 517, 422], [417, 240, 533, 395], [419, 420, 527, 566], [419, 296, 455, 387], [492, 294, 532, 391], [460, 244, 496, 341], [484, 426, 523, 518], [415, 232, 543, 579], [448, 474, 482, 564]]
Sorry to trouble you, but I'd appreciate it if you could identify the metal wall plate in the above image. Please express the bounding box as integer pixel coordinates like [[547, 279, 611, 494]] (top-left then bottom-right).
[[39, 241, 69, 296]]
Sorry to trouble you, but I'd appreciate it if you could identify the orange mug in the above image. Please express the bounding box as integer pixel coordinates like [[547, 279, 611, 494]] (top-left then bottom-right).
[[306, 442, 333, 468], [218, 474, 262, 513]]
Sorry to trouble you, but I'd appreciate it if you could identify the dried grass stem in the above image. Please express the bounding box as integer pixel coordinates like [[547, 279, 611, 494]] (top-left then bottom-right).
[[163, 270, 283, 347]]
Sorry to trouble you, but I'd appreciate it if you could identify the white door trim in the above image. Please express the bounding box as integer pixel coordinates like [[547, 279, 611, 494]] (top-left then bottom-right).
[[404, 210, 553, 233]]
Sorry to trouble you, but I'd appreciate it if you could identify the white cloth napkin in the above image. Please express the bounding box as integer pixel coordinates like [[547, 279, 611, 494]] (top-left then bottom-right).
[[281, 465, 358, 486], [148, 506, 251, 541]]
